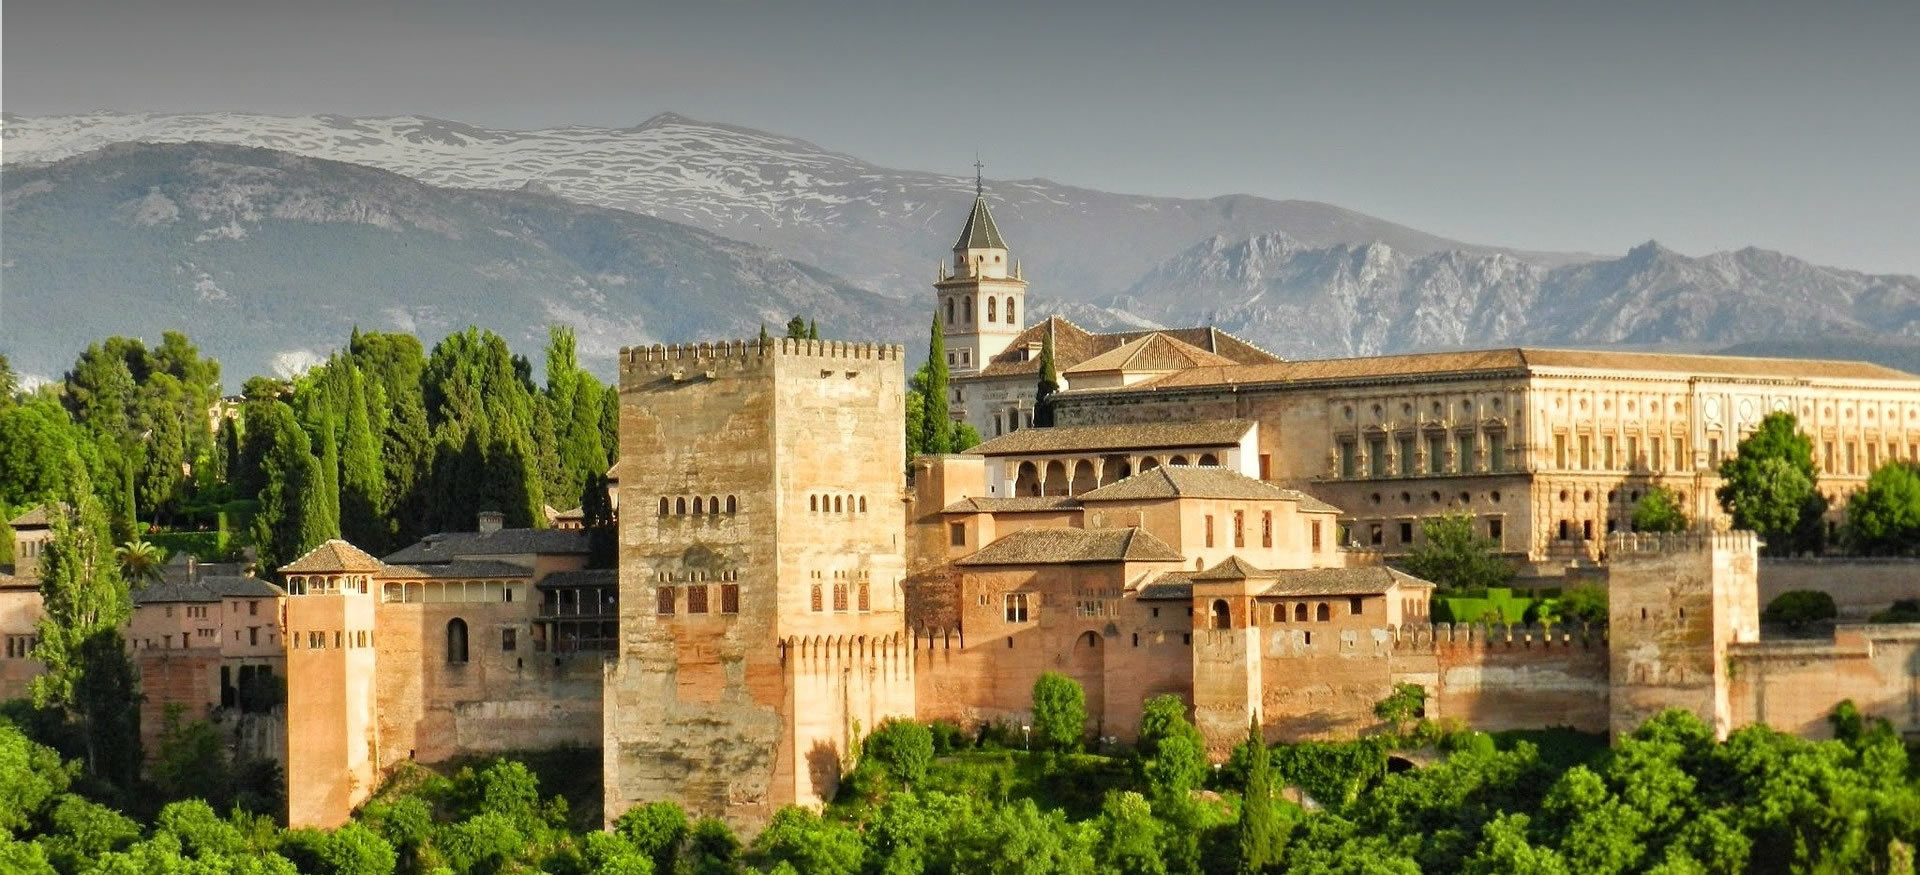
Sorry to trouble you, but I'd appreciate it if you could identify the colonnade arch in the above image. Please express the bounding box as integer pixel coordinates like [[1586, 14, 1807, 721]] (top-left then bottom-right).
[[1002, 451, 1237, 497]]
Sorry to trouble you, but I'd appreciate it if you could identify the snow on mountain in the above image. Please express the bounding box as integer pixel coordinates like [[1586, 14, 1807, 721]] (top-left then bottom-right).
[[0, 111, 1584, 302]]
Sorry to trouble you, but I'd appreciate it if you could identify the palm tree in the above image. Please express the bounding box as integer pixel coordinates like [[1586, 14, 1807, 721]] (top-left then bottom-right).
[[115, 540, 166, 588]]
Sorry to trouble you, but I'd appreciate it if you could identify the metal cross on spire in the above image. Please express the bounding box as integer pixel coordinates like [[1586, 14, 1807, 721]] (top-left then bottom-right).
[[973, 156, 985, 197]]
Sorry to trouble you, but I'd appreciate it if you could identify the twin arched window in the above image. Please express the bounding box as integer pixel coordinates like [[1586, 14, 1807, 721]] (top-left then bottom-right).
[[446, 618, 469, 664]]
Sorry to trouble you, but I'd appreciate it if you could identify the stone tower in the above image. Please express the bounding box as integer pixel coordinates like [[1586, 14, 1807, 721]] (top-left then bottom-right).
[[1189, 557, 1269, 754], [278, 540, 384, 829], [603, 338, 915, 832], [934, 180, 1027, 376], [1605, 531, 1761, 739]]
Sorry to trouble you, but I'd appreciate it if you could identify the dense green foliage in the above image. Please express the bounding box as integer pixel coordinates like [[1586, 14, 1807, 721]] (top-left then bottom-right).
[[904, 321, 980, 461], [1846, 461, 1920, 554], [1031, 672, 1088, 752], [1717, 412, 1828, 556], [1034, 328, 1059, 428], [1630, 485, 1690, 533], [1762, 589, 1839, 626], [1398, 513, 1515, 592]]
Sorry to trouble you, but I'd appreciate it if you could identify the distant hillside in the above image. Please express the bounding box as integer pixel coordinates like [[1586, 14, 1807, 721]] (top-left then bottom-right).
[[1716, 338, 1920, 378], [1092, 234, 1920, 359], [0, 142, 922, 379]]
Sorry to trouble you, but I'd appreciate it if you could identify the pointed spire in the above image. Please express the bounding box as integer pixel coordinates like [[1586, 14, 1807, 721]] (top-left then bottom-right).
[[953, 192, 1007, 251]]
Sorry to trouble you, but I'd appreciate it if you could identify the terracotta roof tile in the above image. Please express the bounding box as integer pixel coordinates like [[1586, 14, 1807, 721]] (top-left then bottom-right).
[[1063, 333, 1241, 376], [377, 560, 535, 580], [956, 526, 1184, 566], [7, 503, 66, 528], [383, 528, 592, 564], [1259, 566, 1434, 597], [1077, 465, 1342, 513], [941, 496, 1082, 514], [969, 419, 1253, 456], [537, 569, 619, 590], [969, 317, 1280, 380], [279, 539, 385, 574]]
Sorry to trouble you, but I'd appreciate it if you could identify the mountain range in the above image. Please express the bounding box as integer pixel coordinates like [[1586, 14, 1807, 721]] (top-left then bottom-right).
[[3, 111, 1918, 380]]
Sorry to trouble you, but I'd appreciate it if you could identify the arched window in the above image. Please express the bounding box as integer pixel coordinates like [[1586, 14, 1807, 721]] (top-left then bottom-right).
[[446, 618, 469, 664], [658, 497, 669, 516], [1294, 603, 1308, 622], [833, 496, 843, 512], [988, 297, 997, 321], [858, 496, 867, 512], [810, 495, 818, 511], [964, 296, 973, 323], [1198, 453, 1219, 466], [692, 496, 703, 514], [1211, 600, 1231, 629], [1006, 298, 1016, 324], [1273, 604, 1285, 623], [709, 496, 720, 515], [1316, 603, 1331, 622], [846, 494, 855, 513], [726, 496, 737, 514], [675, 497, 687, 515], [946, 298, 955, 324]]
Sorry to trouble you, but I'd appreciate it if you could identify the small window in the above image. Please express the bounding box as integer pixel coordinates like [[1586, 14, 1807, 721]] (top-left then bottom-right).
[[1004, 593, 1029, 623], [1369, 524, 1383, 546], [1263, 512, 1274, 548], [675, 497, 687, 515], [1273, 604, 1285, 622], [1399, 522, 1414, 544], [1488, 518, 1503, 542], [859, 496, 867, 513], [1304, 631, 1313, 646], [950, 523, 966, 547], [502, 628, 517, 652], [810, 584, 823, 612], [1294, 603, 1308, 622], [1006, 298, 1016, 324], [727, 495, 738, 514], [858, 583, 871, 612], [659, 497, 669, 516], [721, 584, 739, 614], [709, 496, 720, 515], [688, 585, 708, 614], [693, 496, 703, 514], [657, 588, 676, 615], [1310, 520, 1321, 551], [1211, 599, 1231, 629], [446, 619, 469, 664], [1349, 597, 1363, 616], [1204, 515, 1215, 548], [1181, 632, 1191, 645], [1233, 511, 1246, 548], [833, 583, 848, 612], [988, 297, 997, 321], [1316, 603, 1331, 622], [834, 496, 843, 513]]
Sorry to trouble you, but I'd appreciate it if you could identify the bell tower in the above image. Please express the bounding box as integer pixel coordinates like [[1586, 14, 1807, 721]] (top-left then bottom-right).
[[934, 164, 1027, 376]]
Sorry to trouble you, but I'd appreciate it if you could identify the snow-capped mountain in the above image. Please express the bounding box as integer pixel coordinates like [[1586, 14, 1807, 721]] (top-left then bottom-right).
[[0, 111, 1585, 302], [0, 142, 921, 379], [1103, 234, 1920, 358]]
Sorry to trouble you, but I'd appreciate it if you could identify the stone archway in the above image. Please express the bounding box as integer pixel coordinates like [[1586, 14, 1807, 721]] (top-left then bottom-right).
[[1069, 459, 1098, 495], [1044, 460, 1070, 496], [1015, 461, 1041, 496], [1100, 454, 1132, 484]]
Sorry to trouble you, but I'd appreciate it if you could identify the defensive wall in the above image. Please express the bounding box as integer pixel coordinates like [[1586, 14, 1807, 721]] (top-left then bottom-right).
[[1758, 557, 1920, 619], [1728, 624, 1920, 738]]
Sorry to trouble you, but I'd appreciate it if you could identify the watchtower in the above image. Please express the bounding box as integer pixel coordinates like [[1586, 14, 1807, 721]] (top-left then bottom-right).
[[1605, 531, 1761, 739], [603, 337, 914, 831]]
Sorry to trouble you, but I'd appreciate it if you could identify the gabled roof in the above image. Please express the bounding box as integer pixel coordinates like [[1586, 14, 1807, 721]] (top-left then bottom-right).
[[1261, 566, 1434, 597], [1063, 333, 1239, 376], [8, 503, 67, 529], [966, 317, 1281, 380], [941, 496, 1082, 514], [956, 526, 1184, 566], [279, 539, 385, 574], [135, 575, 284, 605], [968, 419, 1253, 456], [537, 569, 619, 590], [1191, 556, 1270, 582], [377, 560, 535, 580], [383, 528, 592, 564], [1077, 465, 1342, 513], [953, 196, 1007, 250]]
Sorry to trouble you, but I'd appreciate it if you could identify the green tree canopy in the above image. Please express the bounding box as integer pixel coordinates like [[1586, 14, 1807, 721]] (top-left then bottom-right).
[[1031, 672, 1087, 752], [1397, 512, 1514, 591], [1631, 485, 1690, 533], [1717, 412, 1824, 555], [1845, 460, 1920, 554]]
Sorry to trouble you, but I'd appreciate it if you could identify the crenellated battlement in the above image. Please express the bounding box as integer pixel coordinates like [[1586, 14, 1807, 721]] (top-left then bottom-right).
[[1606, 530, 1760, 557], [619, 337, 905, 370], [1385, 621, 1608, 654], [778, 632, 913, 664]]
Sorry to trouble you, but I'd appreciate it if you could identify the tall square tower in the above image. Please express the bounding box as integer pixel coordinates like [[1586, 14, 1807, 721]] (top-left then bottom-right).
[[604, 337, 914, 830]]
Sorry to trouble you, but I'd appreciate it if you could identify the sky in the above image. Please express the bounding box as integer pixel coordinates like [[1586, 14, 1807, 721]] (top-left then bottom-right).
[[5, 0, 1918, 274]]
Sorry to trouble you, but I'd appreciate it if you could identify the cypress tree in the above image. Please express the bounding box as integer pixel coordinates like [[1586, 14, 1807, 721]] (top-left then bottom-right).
[[1236, 716, 1280, 873], [339, 366, 385, 549], [315, 415, 342, 541], [807, 319, 819, 340], [600, 386, 620, 464], [249, 401, 327, 570], [921, 317, 951, 455], [786, 316, 807, 339], [759, 323, 772, 346], [1035, 326, 1059, 427]]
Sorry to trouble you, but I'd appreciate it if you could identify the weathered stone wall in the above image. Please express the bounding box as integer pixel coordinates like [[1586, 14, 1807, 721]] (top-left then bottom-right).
[[1729, 625, 1920, 737], [1606, 532, 1760, 739], [1758, 558, 1920, 619], [0, 587, 45, 701], [136, 648, 223, 751], [283, 592, 378, 829]]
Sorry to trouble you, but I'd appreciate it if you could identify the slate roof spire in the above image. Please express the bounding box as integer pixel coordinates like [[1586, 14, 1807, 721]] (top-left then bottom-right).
[[953, 170, 1008, 252]]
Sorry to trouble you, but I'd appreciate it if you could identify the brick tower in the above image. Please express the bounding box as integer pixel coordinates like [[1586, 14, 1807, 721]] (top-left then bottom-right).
[[1605, 531, 1761, 739], [603, 338, 915, 831]]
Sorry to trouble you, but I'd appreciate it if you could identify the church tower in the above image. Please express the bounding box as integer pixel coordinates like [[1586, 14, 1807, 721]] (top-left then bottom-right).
[[934, 171, 1027, 376]]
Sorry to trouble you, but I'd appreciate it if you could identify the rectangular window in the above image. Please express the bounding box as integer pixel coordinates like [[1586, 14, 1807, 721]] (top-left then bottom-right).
[[1259, 454, 1273, 480], [1428, 434, 1447, 475], [1339, 442, 1356, 478], [1708, 437, 1721, 465], [1457, 433, 1475, 473], [1583, 520, 1594, 540], [688, 585, 708, 614], [810, 584, 823, 612], [858, 583, 870, 612], [721, 584, 740, 614], [1398, 436, 1416, 476], [1399, 521, 1414, 544], [1263, 512, 1274, 548], [1310, 519, 1321, 551], [1603, 435, 1616, 470], [248, 627, 259, 646], [1579, 435, 1592, 469], [1652, 438, 1663, 470], [1204, 515, 1215, 548], [1673, 437, 1686, 470], [1846, 442, 1858, 474], [1369, 524, 1383, 546], [1233, 510, 1245, 548], [1349, 597, 1364, 616], [1824, 441, 1835, 473], [502, 628, 517, 651], [949, 523, 966, 547], [1368, 438, 1387, 478], [656, 587, 675, 615], [1004, 593, 1029, 623], [1488, 517, 1504, 543], [1488, 434, 1506, 471], [833, 583, 848, 612], [248, 600, 259, 616], [1627, 436, 1640, 469], [1555, 434, 1568, 469]]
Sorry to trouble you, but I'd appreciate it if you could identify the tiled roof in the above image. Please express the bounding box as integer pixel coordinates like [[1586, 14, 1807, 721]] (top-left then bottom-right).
[[1077, 466, 1343, 513], [1135, 575, 1193, 601], [968, 317, 1281, 380], [377, 560, 535, 580], [941, 496, 1082, 514], [7, 503, 66, 529], [956, 526, 1185, 566], [383, 528, 592, 564], [1080, 347, 1918, 393], [969, 419, 1253, 456], [134, 575, 284, 605], [1191, 556, 1270, 581], [953, 196, 1007, 250], [537, 569, 619, 590], [1259, 566, 1435, 597], [279, 539, 385, 574], [1064, 333, 1240, 376]]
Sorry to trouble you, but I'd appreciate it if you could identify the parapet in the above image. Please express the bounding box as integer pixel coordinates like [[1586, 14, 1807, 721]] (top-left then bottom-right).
[[1385, 621, 1608, 654], [1606, 531, 1760, 557], [619, 337, 905, 370]]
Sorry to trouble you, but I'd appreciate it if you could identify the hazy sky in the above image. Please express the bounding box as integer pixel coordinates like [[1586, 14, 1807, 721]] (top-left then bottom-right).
[[6, 0, 1918, 273]]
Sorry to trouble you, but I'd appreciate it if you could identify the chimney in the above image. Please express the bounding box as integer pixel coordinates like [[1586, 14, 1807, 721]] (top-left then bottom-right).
[[477, 511, 505, 534]]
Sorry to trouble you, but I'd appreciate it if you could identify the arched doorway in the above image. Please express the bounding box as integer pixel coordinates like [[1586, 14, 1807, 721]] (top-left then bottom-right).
[[1069, 460, 1097, 495], [1015, 461, 1041, 496], [1043, 460, 1070, 496]]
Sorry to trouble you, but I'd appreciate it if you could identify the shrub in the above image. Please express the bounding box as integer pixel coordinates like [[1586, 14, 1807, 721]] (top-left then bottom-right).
[[927, 719, 968, 754], [864, 719, 934, 788], [1869, 599, 1920, 623], [1762, 590, 1837, 626], [1031, 672, 1087, 752]]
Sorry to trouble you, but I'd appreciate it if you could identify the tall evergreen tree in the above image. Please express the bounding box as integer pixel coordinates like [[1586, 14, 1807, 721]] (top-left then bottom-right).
[[247, 401, 328, 571], [31, 454, 140, 784], [1034, 327, 1059, 427], [314, 415, 342, 542], [1236, 717, 1280, 873], [921, 317, 952, 455], [786, 316, 808, 339], [349, 331, 431, 544], [339, 366, 386, 549], [808, 319, 819, 340], [600, 385, 620, 465]]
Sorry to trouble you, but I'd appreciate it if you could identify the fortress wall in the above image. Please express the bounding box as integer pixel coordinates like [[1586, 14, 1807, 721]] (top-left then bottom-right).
[[1729, 625, 1920, 738], [371, 601, 602, 769], [783, 633, 915, 806], [136, 648, 223, 752], [1758, 558, 1920, 619]]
